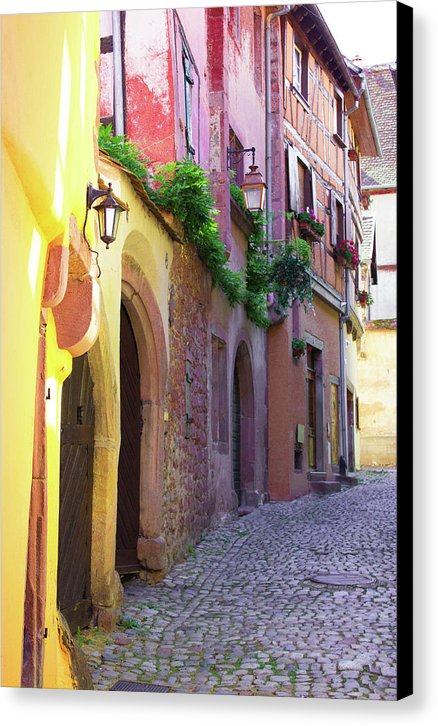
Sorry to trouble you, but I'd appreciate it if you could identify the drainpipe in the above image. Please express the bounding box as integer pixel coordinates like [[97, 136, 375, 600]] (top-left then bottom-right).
[[339, 77, 364, 468], [112, 11, 125, 136], [265, 5, 291, 242]]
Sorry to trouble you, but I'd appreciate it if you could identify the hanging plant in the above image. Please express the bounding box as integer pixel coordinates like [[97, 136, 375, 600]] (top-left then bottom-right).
[[292, 337, 306, 359], [270, 238, 313, 315], [357, 290, 374, 307]]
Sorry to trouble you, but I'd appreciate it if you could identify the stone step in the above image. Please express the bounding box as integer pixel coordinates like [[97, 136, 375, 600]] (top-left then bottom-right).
[[307, 471, 327, 482], [335, 473, 358, 486], [309, 480, 342, 495]]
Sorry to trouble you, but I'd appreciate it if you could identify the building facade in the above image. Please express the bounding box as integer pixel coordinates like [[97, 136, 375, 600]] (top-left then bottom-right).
[[358, 63, 397, 466], [267, 5, 380, 499]]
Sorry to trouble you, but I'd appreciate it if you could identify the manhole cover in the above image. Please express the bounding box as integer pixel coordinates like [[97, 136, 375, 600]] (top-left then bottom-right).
[[110, 681, 172, 693], [310, 573, 374, 586]]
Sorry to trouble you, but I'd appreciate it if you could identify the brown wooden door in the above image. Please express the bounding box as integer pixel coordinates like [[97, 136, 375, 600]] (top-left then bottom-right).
[[116, 304, 141, 573], [58, 353, 94, 632]]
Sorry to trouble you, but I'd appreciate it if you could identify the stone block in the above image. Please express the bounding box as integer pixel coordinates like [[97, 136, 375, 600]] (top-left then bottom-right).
[[137, 535, 168, 571]]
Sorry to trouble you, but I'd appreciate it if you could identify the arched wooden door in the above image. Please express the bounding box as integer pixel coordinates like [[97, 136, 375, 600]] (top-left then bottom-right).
[[58, 353, 94, 632], [116, 303, 141, 573]]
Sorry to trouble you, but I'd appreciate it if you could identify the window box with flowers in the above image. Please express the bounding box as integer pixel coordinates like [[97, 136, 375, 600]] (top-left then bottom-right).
[[335, 239, 360, 269], [357, 290, 374, 307], [292, 337, 306, 359], [296, 208, 325, 242]]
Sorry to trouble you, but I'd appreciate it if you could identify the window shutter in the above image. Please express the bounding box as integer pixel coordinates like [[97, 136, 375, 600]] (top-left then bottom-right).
[[287, 144, 299, 211], [330, 191, 337, 247], [311, 168, 317, 213]]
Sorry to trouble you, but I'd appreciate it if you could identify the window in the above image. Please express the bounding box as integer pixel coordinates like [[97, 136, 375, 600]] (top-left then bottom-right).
[[211, 336, 228, 444], [292, 41, 309, 100], [253, 10, 263, 93], [333, 89, 345, 145], [229, 7, 241, 40], [297, 159, 313, 211], [229, 129, 245, 187], [182, 43, 195, 160], [336, 200, 344, 245]]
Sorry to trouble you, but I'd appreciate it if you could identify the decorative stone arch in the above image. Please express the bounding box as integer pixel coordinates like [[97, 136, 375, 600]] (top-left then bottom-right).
[[231, 335, 257, 509], [86, 298, 122, 629], [121, 254, 168, 574]]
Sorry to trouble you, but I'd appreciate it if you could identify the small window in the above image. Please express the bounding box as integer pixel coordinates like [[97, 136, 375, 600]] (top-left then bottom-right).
[[182, 44, 195, 160], [293, 42, 309, 100], [336, 200, 344, 246], [333, 90, 345, 145], [298, 159, 312, 211], [229, 129, 245, 187]]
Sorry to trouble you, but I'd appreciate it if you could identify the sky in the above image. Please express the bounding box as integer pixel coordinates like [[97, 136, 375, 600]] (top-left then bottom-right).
[[318, 1, 397, 66]]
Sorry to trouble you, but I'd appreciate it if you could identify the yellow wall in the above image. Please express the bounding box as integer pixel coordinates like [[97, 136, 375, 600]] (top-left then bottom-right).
[[1, 11, 100, 688], [357, 327, 397, 467]]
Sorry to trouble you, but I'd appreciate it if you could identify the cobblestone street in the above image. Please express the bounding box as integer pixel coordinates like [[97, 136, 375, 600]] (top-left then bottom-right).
[[81, 469, 397, 700]]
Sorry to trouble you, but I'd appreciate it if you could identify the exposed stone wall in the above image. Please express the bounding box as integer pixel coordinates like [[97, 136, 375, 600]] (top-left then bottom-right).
[[162, 244, 215, 564]]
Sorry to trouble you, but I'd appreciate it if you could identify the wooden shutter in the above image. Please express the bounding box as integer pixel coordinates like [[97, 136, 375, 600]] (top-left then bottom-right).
[[311, 168, 317, 213], [330, 191, 337, 247], [287, 144, 299, 211]]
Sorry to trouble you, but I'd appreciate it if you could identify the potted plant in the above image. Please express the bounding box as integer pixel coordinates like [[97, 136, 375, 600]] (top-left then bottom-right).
[[270, 238, 313, 315], [335, 240, 360, 269], [296, 208, 325, 241], [292, 337, 306, 359], [357, 290, 374, 307]]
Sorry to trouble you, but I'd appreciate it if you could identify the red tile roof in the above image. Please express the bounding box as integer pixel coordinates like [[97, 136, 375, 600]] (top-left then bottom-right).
[[361, 64, 397, 188]]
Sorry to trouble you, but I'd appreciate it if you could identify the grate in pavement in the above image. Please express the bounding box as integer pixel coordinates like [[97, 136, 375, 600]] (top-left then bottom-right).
[[309, 573, 374, 586], [110, 681, 172, 693]]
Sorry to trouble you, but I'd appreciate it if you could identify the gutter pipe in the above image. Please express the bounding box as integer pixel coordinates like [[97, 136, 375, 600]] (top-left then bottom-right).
[[112, 11, 125, 136], [339, 77, 365, 468]]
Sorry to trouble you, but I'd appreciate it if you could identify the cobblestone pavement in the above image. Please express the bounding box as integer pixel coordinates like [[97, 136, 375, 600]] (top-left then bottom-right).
[[80, 468, 397, 700]]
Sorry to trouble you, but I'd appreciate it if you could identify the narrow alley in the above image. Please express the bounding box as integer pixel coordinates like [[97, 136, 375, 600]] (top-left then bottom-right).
[[81, 469, 397, 700]]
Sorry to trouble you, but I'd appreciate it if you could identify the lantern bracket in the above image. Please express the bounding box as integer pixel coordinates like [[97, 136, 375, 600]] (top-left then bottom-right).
[[226, 146, 256, 170]]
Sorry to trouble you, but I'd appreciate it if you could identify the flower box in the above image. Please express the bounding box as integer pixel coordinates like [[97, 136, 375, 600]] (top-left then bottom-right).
[[292, 337, 306, 359], [335, 240, 360, 270]]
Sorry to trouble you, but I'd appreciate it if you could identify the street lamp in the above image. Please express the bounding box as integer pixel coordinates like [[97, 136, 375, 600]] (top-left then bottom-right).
[[241, 164, 267, 213], [87, 182, 127, 248], [226, 146, 267, 213]]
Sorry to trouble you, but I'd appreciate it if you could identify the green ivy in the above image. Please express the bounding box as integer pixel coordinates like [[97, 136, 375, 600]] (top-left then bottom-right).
[[98, 126, 313, 327]]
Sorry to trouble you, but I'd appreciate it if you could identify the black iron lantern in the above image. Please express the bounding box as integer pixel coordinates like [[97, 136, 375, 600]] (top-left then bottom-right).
[[241, 164, 267, 213], [87, 182, 125, 248]]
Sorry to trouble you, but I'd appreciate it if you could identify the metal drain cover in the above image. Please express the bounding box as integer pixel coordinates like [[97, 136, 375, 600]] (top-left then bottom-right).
[[310, 573, 374, 586], [110, 681, 172, 693]]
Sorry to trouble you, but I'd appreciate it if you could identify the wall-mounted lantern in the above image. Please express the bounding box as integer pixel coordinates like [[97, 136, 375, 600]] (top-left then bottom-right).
[[226, 146, 267, 213], [87, 182, 128, 248], [241, 164, 267, 213]]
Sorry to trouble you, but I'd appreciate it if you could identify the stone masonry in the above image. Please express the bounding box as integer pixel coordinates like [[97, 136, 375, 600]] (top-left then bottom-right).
[[80, 469, 397, 700]]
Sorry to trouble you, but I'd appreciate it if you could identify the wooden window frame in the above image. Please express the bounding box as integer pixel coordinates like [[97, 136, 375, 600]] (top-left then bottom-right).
[[333, 88, 347, 148]]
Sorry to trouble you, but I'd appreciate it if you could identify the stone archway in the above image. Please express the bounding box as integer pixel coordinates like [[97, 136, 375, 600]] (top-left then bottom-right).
[[232, 339, 256, 509], [121, 255, 168, 575]]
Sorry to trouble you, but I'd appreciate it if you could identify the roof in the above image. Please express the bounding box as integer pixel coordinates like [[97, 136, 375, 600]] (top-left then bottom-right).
[[290, 6, 380, 157], [360, 64, 397, 188], [290, 4, 358, 96]]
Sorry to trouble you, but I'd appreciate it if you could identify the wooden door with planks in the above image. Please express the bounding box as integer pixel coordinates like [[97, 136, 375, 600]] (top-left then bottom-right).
[[58, 353, 94, 632]]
